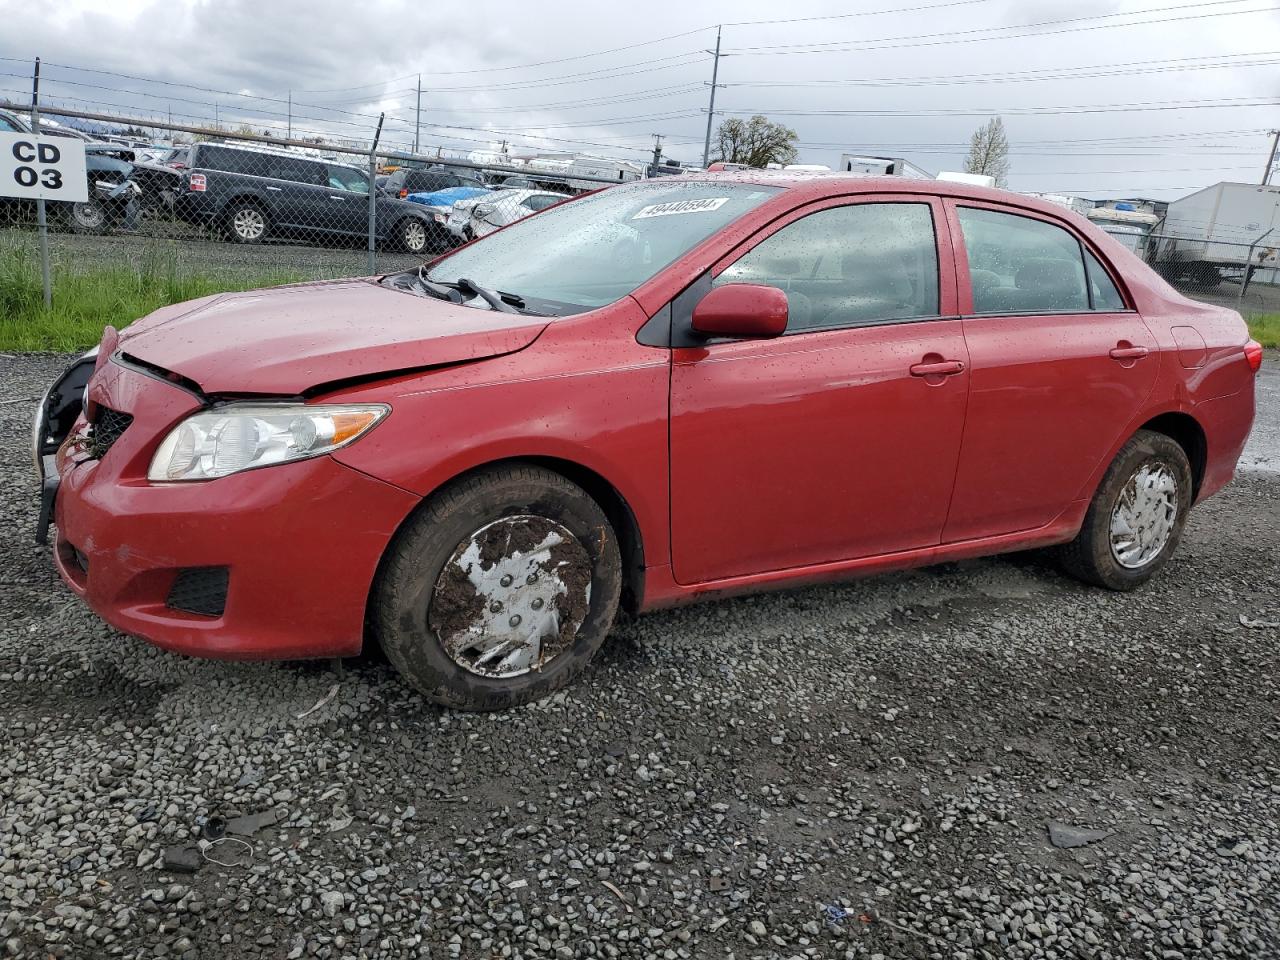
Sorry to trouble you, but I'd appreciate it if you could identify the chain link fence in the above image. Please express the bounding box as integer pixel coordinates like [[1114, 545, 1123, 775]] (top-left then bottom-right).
[[1132, 229, 1280, 315], [0, 108, 639, 316]]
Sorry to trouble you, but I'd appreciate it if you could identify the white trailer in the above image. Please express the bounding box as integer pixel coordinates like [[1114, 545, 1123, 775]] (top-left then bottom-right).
[[838, 155, 933, 179], [1152, 181, 1280, 286]]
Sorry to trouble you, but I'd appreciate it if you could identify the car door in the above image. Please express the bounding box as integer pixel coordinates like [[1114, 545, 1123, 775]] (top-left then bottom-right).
[[669, 196, 971, 584], [318, 163, 372, 236], [941, 200, 1158, 542], [261, 154, 328, 232]]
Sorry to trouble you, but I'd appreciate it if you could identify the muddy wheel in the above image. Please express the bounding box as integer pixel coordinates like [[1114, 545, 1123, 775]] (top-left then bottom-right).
[[373, 465, 622, 710], [1058, 429, 1192, 591]]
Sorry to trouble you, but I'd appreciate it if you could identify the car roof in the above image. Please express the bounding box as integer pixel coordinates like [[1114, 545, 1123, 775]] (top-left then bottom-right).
[[668, 171, 1078, 221]]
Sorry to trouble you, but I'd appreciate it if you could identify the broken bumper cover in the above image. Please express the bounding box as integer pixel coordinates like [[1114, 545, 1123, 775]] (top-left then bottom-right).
[[52, 364, 419, 660]]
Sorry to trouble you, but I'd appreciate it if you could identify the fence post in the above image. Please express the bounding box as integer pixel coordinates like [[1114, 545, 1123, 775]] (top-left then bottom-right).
[[367, 113, 384, 276], [30, 58, 52, 308], [1239, 227, 1274, 305]]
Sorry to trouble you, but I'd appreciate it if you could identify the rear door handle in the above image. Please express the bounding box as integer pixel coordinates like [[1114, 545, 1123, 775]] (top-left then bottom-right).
[[329, 195, 347, 202], [1109, 345, 1149, 360], [266, 186, 282, 192], [909, 359, 965, 377]]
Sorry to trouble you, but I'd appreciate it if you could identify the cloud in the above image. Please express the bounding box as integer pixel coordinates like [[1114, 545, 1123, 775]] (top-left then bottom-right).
[[2, 0, 1278, 197]]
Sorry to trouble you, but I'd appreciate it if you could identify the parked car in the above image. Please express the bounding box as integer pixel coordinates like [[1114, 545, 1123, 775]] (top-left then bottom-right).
[[0, 107, 28, 133], [467, 188, 568, 239], [0, 129, 146, 234], [173, 142, 435, 253], [404, 185, 492, 245], [379, 165, 485, 200], [35, 175, 1261, 711]]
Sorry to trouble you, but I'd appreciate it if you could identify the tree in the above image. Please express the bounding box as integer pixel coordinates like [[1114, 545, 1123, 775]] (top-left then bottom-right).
[[713, 115, 799, 168], [964, 117, 1010, 187]]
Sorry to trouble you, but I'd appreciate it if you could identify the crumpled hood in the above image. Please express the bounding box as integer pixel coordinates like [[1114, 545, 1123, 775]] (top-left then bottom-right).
[[116, 279, 549, 394]]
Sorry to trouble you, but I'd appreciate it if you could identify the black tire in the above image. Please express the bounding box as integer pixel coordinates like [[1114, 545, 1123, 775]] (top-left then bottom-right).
[[1058, 429, 1193, 591], [396, 217, 430, 254], [66, 198, 110, 234], [372, 465, 622, 710], [223, 200, 268, 244]]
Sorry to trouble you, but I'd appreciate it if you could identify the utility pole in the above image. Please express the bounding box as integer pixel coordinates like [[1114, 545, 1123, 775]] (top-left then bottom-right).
[[287, 90, 292, 139], [1264, 129, 1279, 185], [650, 134, 664, 177], [701, 25, 724, 169], [414, 74, 422, 154]]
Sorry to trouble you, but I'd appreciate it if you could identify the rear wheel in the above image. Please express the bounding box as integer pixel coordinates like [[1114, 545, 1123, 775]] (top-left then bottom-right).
[[1058, 430, 1192, 590], [373, 466, 622, 710], [224, 201, 267, 244]]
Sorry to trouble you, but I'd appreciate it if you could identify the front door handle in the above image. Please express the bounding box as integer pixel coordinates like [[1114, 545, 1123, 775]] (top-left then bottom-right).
[[910, 359, 965, 377], [1109, 344, 1149, 361], [329, 195, 348, 202]]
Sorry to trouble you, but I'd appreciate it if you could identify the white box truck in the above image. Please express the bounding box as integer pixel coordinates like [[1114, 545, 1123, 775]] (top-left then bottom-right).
[[1150, 181, 1280, 286]]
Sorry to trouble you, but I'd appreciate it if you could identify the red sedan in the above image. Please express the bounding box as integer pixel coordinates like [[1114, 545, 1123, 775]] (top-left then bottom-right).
[[35, 174, 1262, 710]]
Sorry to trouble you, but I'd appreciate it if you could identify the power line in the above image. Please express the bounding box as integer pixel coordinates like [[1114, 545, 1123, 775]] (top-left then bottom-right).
[[726, 3, 1273, 58], [722, 0, 1000, 27], [721, 97, 1280, 119], [724, 52, 1280, 89]]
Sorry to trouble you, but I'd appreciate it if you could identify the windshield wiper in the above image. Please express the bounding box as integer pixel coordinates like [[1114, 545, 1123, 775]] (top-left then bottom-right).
[[415, 266, 465, 303], [382, 267, 463, 304], [455, 277, 521, 314]]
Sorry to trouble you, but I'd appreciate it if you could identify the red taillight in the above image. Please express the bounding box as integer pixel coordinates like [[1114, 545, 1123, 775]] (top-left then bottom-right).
[[188, 173, 206, 192], [399, 188, 408, 199], [1245, 339, 1263, 373]]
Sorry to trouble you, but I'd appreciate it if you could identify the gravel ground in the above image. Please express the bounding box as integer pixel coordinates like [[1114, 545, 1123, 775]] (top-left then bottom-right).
[[1, 353, 1278, 960]]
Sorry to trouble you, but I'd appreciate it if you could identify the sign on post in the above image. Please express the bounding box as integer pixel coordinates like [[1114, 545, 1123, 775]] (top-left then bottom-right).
[[0, 132, 88, 202]]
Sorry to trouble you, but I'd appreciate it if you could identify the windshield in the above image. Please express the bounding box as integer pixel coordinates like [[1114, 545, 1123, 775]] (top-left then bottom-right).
[[427, 181, 781, 314]]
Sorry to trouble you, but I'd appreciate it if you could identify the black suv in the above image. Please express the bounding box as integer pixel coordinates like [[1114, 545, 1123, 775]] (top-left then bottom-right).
[[379, 165, 485, 200], [175, 143, 435, 253]]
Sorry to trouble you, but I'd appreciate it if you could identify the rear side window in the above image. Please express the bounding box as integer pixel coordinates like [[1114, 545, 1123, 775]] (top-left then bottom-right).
[[958, 207, 1090, 314], [1084, 248, 1127, 310], [714, 202, 940, 332], [268, 156, 324, 185]]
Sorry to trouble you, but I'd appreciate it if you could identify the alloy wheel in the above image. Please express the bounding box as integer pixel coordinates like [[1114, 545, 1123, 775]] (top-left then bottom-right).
[[232, 208, 265, 241]]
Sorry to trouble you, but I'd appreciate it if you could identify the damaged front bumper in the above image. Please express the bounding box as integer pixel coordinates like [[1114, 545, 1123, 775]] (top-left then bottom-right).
[[44, 356, 420, 660]]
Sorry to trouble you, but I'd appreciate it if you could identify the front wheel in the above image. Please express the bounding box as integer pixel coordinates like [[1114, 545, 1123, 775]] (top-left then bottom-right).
[[396, 217, 429, 254], [372, 466, 622, 710], [1058, 430, 1193, 590], [67, 198, 110, 234]]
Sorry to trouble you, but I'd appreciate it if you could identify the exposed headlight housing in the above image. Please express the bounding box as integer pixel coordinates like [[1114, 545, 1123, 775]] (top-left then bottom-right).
[[147, 403, 388, 482]]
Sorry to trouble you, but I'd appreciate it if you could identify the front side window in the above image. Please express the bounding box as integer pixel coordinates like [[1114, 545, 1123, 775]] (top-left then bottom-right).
[[524, 194, 562, 212], [714, 202, 940, 331], [958, 207, 1090, 314], [427, 181, 781, 314], [327, 165, 368, 193]]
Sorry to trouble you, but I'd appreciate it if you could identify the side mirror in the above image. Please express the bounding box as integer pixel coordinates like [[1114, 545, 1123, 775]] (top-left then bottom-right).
[[691, 283, 789, 339]]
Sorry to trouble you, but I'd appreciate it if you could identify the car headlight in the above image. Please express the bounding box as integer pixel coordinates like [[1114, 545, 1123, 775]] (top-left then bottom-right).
[[147, 403, 388, 482]]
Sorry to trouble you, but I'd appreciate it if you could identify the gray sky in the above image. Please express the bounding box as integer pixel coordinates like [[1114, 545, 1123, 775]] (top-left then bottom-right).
[[2, 0, 1278, 199]]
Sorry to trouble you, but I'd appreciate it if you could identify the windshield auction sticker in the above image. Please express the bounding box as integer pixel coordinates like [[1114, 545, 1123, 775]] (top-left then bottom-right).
[[632, 197, 730, 219]]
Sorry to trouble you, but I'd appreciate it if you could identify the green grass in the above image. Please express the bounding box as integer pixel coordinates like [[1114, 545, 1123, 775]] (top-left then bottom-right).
[[1246, 313, 1280, 349], [0, 239, 304, 352]]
